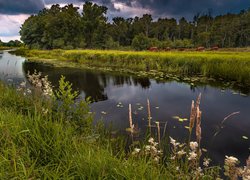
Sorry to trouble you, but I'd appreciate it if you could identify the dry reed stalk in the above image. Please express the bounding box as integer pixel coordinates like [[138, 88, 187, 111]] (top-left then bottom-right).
[[189, 100, 196, 131], [196, 107, 202, 144], [162, 121, 168, 138], [147, 99, 151, 126], [155, 121, 161, 144], [189, 93, 202, 132], [147, 99, 152, 132], [129, 104, 134, 133]]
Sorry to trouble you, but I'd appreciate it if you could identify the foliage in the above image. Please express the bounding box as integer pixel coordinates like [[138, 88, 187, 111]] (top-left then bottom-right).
[[19, 3, 250, 50]]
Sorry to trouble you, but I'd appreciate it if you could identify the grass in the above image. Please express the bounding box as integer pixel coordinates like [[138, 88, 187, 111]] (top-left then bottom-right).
[[0, 73, 248, 179], [13, 48, 250, 86], [0, 46, 12, 51]]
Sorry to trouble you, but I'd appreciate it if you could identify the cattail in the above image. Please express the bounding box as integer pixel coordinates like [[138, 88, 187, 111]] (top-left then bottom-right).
[[195, 93, 202, 109], [155, 121, 161, 144], [189, 100, 196, 131], [147, 99, 152, 128], [129, 104, 134, 133], [196, 107, 202, 144]]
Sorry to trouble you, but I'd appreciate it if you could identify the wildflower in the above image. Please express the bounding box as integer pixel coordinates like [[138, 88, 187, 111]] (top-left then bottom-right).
[[154, 156, 160, 163], [225, 156, 239, 166], [20, 81, 26, 87], [177, 150, 186, 156], [132, 148, 141, 155], [148, 137, 154, 144], [242, 156, 250, 180], [170, 155, 176, 160], [145, 145, 151, 151], [190, 141, 198, 151], [170, 136, 180, 147], [188, 151, 197, 161], [224, 155, 240, 179], [203, 158, 210, 167], [27, 88, 32, 94], [42, 108, 49, 115]]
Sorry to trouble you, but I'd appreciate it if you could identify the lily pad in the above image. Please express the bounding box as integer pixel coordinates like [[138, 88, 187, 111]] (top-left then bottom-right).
[[101, 111, 107, 115], [242, 136, 248, 140]]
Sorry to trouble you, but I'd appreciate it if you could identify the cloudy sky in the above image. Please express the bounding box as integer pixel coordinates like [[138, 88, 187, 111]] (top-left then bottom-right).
[[0, 0, 249, 42]]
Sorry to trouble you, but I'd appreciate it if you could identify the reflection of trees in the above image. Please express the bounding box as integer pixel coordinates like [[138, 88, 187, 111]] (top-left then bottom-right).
[[23, 62, 151, 102]]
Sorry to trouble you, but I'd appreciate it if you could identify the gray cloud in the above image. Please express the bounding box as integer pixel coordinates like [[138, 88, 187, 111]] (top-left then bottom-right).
[[43, 0, 250, 20], [0, 0, 45, 14]]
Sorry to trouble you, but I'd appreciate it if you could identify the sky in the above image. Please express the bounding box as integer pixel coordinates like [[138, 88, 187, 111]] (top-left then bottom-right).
[[0, 0, 249, 42]]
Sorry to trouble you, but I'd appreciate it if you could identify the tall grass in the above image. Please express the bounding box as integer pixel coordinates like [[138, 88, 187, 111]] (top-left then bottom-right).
[[13, 48, 250, 84]]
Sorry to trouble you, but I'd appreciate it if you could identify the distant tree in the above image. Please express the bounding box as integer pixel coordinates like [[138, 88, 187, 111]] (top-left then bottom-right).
[[82, 1, 108, 48]]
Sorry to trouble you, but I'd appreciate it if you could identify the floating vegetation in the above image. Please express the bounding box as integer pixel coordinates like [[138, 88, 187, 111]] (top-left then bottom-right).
[[172, 116, 188, 122], [116, 102, 124, 108], [101, 111, 107, 115], [242, 136, 249, 140], [138, 106, 144, 111]]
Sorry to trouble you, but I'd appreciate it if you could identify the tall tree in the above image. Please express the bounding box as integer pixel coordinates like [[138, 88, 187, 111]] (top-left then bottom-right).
[[82, 1, 108, 48]]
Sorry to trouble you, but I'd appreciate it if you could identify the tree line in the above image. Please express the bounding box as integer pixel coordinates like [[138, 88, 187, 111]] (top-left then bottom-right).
[[20, 2, 250, 50], [0, 39, 22, 47]]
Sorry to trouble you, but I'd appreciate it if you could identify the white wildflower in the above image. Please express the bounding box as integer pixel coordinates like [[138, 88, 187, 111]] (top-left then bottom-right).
[[203, 158, 210, 167], [177, 150, 186, 156], [190, 141, 198, 151], [188, 151, 197, 161], [225, 156, 239, 166], [148, 137, 154, 144]]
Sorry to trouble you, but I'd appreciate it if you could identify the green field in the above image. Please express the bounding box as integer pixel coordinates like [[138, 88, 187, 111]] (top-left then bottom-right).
[[14, 48, 250, 85]]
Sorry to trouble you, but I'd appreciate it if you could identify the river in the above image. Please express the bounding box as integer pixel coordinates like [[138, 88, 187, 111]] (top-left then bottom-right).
[[0, 50, 249, 165]]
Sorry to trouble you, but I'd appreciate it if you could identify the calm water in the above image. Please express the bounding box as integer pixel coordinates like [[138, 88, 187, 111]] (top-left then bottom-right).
[[0, 51, 249, 165]]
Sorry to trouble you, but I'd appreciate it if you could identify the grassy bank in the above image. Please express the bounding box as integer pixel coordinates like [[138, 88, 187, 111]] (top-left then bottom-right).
[[14, 48, 250, 86], [0, 46, 11, 51]]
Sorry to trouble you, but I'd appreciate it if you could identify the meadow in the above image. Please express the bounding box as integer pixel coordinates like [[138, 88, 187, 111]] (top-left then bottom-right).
[[13, 48, 250, 86], [0, 72, 249, 179]]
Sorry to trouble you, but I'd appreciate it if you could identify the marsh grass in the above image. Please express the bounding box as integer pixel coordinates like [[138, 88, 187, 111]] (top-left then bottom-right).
[[13, 48, 250, 85]]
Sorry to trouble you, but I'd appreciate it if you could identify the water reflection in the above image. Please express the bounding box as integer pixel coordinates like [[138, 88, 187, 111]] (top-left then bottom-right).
[[23, 62, 152, 102]]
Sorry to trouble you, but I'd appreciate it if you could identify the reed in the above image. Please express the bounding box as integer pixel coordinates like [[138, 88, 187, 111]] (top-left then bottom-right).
[[147, 99, 152, 134], [155, 121, 161, 144]]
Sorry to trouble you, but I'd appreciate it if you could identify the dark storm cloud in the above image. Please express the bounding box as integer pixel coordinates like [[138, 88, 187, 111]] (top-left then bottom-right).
[[0, 0, 45, 15], [106, 0, 250, 19], [44, 0, 250, 19]]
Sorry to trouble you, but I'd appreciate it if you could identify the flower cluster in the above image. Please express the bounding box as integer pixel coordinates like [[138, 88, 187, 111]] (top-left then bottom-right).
[[17, 81, 32, 96], [224, 155, 240, 179], [27, 71, 53, 97], [169, 137, 186, 160], [241, 156, 250, 180], [132, 137, 162, 163], [188, 141, 198, 161]]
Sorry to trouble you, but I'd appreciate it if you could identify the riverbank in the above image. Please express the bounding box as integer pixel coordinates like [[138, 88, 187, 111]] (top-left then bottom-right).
[[0, 47, 12, 51], [13, 48, 250, 87]]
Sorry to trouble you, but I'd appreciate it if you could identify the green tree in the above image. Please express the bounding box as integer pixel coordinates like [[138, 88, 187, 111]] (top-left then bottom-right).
[[82, 1, 108, 48]]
